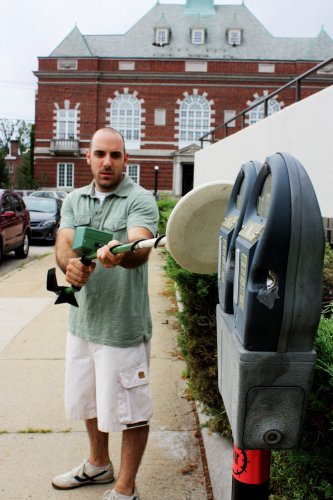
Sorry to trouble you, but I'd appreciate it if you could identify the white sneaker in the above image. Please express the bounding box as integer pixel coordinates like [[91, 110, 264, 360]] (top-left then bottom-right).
[[52, 459, 114, 489], [103, 487, 140, 499]]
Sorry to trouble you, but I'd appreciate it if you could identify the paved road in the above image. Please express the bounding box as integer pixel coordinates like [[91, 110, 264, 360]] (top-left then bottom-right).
[[0, 242, 55, 278]]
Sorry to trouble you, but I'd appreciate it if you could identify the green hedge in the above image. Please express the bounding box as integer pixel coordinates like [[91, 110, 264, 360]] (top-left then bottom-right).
[[158, 197, 333, 499]]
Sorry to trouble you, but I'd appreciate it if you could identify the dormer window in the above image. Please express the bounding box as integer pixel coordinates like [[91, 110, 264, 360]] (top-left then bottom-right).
[[228, 29, 242, 46], [155, 28, 170, 46], [192, 29, 205, 45]]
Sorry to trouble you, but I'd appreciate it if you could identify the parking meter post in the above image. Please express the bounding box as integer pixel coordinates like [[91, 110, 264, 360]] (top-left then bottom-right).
[[232, 445, 271, 500]]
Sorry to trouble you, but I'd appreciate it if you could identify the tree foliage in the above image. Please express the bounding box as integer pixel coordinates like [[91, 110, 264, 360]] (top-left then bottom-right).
[[0, 118, 32, 155]]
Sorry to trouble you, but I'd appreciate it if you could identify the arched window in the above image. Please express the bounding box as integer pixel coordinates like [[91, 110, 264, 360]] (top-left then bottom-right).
[[248, 96, 281, 125], [110, 93, 141, 149], [179, 94, 211, 147]]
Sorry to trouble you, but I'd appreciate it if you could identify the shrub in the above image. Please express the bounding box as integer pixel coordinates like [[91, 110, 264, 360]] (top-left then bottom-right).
[[156, 195, 178, 236]]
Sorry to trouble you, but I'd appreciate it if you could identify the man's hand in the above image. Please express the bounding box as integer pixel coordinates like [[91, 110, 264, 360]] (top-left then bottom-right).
[[65, 258, 96, 287], [96, 240, 124, 268]]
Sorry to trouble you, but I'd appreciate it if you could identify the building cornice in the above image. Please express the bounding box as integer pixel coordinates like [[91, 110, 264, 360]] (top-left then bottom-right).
[[34, 73, 332, 85]]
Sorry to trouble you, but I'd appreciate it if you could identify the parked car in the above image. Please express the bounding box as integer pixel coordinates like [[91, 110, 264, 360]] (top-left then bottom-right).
[[0, 190, 31, 264], [23, 196, 61, 243], [13, 189, 35, 197], [30, 190, 68, 200]]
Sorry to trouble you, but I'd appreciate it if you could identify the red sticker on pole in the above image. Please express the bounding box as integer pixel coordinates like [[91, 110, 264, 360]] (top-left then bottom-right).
[[232, 444, 271, 485]]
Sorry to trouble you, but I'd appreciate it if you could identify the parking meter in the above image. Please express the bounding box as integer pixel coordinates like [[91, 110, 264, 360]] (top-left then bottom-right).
[[233, 153, 324, 352], [217, 152, 325, 449], [218, 161, 261, 313]]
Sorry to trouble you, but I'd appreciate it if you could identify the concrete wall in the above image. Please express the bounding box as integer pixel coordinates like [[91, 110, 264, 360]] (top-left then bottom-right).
[[194, 85, 333, 218]]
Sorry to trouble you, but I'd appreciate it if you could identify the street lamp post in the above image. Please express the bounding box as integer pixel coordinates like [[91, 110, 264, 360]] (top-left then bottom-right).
[[154, 165, 159, 200]]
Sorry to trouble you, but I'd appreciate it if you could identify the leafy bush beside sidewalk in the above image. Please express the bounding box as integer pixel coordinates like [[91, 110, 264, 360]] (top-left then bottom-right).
[[157, 197, 333, 499]]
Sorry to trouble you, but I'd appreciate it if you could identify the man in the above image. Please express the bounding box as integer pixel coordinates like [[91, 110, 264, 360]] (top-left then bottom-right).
[[52, 127, 159, 500]]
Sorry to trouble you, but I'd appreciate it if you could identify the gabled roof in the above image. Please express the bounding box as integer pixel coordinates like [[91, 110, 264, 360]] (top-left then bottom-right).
[[49, 2, 333, 61], [173, 143, 201, 156], [50, 25, 93, 57]]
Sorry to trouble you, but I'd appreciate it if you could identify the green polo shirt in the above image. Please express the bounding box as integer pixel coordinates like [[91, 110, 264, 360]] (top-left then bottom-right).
[[59, 174, 159, 347]]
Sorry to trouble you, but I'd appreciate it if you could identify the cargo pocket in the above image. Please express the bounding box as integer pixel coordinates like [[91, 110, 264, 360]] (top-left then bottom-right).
[[117, 366, 153, 425]]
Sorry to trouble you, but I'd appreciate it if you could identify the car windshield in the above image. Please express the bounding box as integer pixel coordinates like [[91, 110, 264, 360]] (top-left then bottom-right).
[[31, 191, 52, 198], [24, 197, 57, 213]]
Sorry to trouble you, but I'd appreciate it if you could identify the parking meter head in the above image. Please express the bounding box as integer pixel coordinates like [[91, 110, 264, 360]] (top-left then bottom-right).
[[233, 152, 325, 352], [72, 227, 113, 257], [218, 160, 261, 313], [166, 181, 233, 274]]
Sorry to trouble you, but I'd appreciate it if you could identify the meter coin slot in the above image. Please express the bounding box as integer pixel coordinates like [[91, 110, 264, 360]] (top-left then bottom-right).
[[218, 161, 261, 313]]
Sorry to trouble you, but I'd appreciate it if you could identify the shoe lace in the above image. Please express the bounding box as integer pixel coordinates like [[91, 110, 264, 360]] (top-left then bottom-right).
[[103, 490, 116, 500], [72, 460, 88, 477]]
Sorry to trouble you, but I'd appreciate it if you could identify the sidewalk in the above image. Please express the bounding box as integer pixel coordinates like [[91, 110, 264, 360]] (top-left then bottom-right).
[[0, 249, 229, 500]]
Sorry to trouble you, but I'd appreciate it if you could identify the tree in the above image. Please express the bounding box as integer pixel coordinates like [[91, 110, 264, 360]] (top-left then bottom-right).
[[0, 118, 32, 155], [15, 152, 37, 189]]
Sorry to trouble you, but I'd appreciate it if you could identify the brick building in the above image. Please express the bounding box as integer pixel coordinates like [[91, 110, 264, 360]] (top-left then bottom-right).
[[5, 140, 23, 188], [33, 0, 333, 195]]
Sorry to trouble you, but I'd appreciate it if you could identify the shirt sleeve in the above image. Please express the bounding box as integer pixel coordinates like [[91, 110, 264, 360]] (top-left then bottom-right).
[[59, 194, 75, 230], [127, 190, 159, 237]]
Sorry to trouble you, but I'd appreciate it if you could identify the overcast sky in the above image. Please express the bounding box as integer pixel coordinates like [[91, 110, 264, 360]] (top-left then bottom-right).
[[1, 0, 332, 122]]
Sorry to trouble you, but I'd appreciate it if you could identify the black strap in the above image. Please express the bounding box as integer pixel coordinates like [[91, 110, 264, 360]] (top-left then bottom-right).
[[154, 234, 166, 248]]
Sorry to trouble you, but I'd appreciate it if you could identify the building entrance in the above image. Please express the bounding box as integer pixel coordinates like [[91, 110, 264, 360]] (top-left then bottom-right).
[[182, 163, 194, 195]]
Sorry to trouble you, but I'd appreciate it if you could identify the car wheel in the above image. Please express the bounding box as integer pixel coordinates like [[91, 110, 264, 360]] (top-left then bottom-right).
[[15, 232, 30, 259]]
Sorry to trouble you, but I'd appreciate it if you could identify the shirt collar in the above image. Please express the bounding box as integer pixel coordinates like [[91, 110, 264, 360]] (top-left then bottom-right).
[[83, 174, 133, 199]]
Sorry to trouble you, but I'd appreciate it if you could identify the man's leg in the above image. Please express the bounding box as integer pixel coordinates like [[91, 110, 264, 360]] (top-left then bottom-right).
[[86, 418, 111, 466], [113, 424, 149, 496]]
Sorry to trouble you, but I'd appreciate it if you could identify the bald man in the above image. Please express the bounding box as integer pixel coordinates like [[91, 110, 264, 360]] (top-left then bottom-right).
[[53, 127, 159, 500]]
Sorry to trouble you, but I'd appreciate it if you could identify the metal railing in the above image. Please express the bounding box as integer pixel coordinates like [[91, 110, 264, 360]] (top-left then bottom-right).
[[199, 56, 333, 147]]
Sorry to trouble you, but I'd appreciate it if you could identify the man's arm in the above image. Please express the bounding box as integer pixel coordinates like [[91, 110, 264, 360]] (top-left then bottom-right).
[[56, 228, 96, 287], [97, 226, 154, 269]]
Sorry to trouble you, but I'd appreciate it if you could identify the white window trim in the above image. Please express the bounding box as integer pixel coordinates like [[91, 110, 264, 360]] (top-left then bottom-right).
[[248, 97, 281, 125], [126, 164, 140, 184], [109, 93, 142, 150], [192, 29, 205, 45], [155, 28, 169, 45], [178, 93, 211, 148], [228, 29, 242, 46], [57, 162, 74, 188], [56, 109, 78, 140]]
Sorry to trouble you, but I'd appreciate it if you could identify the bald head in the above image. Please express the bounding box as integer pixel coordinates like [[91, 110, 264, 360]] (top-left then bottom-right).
[[90, 127, 126, 154], [86, 127, 129, 192]]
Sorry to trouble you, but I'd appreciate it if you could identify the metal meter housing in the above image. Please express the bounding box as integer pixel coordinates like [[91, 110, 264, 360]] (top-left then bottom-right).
[[233, 152, 324, 352], [218, 160, 261, 313], [217, 152, 325, 449]]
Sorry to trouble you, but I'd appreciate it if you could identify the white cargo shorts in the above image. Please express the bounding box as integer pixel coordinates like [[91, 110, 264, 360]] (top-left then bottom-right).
[[65, 332, 153, 432]]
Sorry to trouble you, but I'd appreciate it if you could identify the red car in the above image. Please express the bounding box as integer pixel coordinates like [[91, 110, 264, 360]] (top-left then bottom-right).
[[0, 189, 31, 264]]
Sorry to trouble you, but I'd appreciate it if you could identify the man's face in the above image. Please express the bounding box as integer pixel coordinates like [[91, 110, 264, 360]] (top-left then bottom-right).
[[86, 129, 128, 192]]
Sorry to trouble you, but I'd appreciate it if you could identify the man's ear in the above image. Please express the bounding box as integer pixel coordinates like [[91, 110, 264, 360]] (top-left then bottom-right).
[[86, 149, 91, 164]]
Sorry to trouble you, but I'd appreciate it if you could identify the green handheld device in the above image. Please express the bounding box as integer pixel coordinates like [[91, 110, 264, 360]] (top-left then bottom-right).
[[47, 226, 166, 307], [72, 227, 113, 259], [47, 226, 113, 306]]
